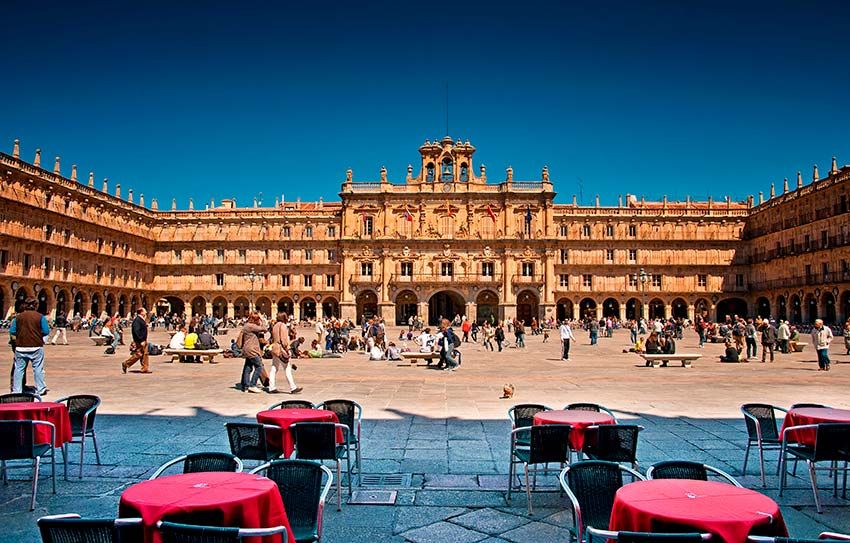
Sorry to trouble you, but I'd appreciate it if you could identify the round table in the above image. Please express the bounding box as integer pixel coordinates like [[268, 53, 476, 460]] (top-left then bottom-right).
[[781, 407, 850, 447], [0, 402, 72, 446], [256, 408, 340, 457], [610, 479, 787, 543], [119, 472, 294, 543], [533, 409, 615, 450]]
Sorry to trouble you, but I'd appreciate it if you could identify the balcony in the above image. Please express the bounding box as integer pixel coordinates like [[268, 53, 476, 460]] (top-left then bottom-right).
[[350, 274, 382, 285], [511, 273, 545, 285], [389, 273, 502, 285]]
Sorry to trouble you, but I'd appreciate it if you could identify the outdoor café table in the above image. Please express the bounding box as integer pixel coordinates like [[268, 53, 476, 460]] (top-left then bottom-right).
[[119, 471, 294, 543], [610, 479, 787, 543], [780, 407, 850, 447], [0, 401, 72, 447], [256, 408, 341, 457], [532, 409, 615, 450]]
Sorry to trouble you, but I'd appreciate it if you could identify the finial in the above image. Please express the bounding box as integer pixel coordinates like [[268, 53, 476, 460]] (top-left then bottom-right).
[[318, 197, 323, 209], [662, 195, 668, 208], [769, 182, 775, 198], [151, 198, 158, 210], [12, 139, 20, 158], [685, 195, 691, 206], [34, 149, 41, 168], [505, 166, 513, 182], [253, 197, 258, 208], [618, 195, 623, 208], [274, 197, 279, 207], [210, 198, 215, 208], [813, 164, 819, 181], [380, 166, 388, 183], [115, 183, 121, 198], [595, 194, 600, 207], [171, 198, 176, 210], [188, 198, 194, 210], [831, 156, 838, 174], [542, 165, 549, 182], [139, 193, 145, 207], [102, 178, 108, 192], [127, 189, 133, 203], [88, 172, 94, 187], [296, 197, 301, 209], [53, 156, 61, 174], [71, 164, 77, 181], [725, 195, 731, 208], [747, 195, 754, 208], [758, 191, 764, 205], [345, 168, 352, 183], [796, 171, 803, 188], [783, 177, 788, 193], [572, 194, 577, 205]]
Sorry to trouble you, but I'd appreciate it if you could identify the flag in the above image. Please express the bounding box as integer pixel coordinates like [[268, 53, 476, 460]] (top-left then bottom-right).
[[487, 204, 497, 222], [525, 205, 533, 225], [403, 205, 413, 222]]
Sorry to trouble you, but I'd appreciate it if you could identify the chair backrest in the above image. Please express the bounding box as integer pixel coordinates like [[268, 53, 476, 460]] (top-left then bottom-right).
[[0, 420, 35, 460], [183, 452, 242, 474], [292, 423, 339, 461], [528, 425, 572, 464], [224, 423, 269, 462], [741, 404, 781, 441], [587, 527, 710, 543], [566, 461, 628, 532], [318, 399, 359, 437], [61, 395, 101, 435], [648, 460, 709, 481], [0, 392, 39, 403], [583, 425, 641, 463], [258, 459, 331, 540], [566, 402, 603, 412], [38, 517, 118, 543], [790, 403, 829, 409], [509, 404, 548, 428], [159, 521, 241, 543], [271, 400, 315, 410], [819, 533, 850, 541], [814, 424, 850, 462]]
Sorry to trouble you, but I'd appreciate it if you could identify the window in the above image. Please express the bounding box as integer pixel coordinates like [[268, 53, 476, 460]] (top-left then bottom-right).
[[304, 249, 313, 261], [441, 158, 453, 182], [363, 216, 373, 236], [24, 253, 32, 274], [559, 274, 569, 287], [426, 162, 435, 182], [282, 226, 291, 237], [606, 249, 614, 262], [281, 274, 290, 287], [281, 249, 290, 261], [628, 224, 637, 237], [843, 260, 849, 278], [110, 267, 116, 280], [735, 274, 744, 287], [560, 249, 568, 263], [628, 274, 638, 287], [238, 249, 247, 261], [400, 262, 413, 277], [328, 226, 336, 237], [521, 262, 535, 277], [328, 250, 336, 261], [95, 265, 102, 280], [440, 262, 453, 277], [822, 262, 830, 279], [559, 224, 568, 237], [582, 224, 591, 237], [628, 249, 637, 262], [64, 229, 71, 243], [305, 226, 313, 238], [652, 274, 662, 288], [195, 249, 203, 258], [111, 241, 117, 253], [804, 234, 811, 250], [606, 224, 614, 237], [697, 274, 707, 287], [582, 274, 592, 288], [361, 263, 373, 277], [326, 274, 336, 287], [460, 163, 469, 182], [216, 249, 225, 261], [173, 249, 182, 259], [481, 262, 494, 277], [43, 257, 51, 276], [97, 237, 104, 251], [303, 274, 313, 287], [805, 264, 812, 279], [215, 273, 224, 286], [821, 230, 828, 248], [45, 224, 53, 239], [62, 260, 70, 274], [0, 249, 7, 268], [789, 239, 796, 253]]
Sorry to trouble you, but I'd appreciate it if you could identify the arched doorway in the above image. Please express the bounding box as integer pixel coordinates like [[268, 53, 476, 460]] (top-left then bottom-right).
[[516, 290, 539, 325], [73, 291, 86, 317], [476, 290, 499, 324], [255, 296, 272, 317], [804, 294, 817, 323], [0, 286, 5, 318], [556, 298, 574, 321], [211, 296, 228, 319], [300, 298, 317, 320], [130, 295, 139, 315], [716, 297, 748, 322], [56, 289, 69, 318], [602, 298, 619, 319], [822, 292, 836, 325], [277, 297, 294, 316], [321, 297, 339, 318], [790, 294, 802, 323], [105, 293, 115, 316], [694, 298, 710, 320], [648, 298, 665, 319], [90, 293, 101, 317], [14, 286, 29, 313], [37, 288, 50, 315], [356, 291, 378, 324], [162, 296, 184, 316], [141, 295, 149, 311], [671, 298, 687, 319], [841, 291, 850, 324], [233, 297, 250, 318], [118, 295, 127, 318], [579, 298, 597, 320], [191, 296, 207, 316], [625, 298, 641, 320], [428, 290, 465, 325], [776, 295, 787, 322], [755, 297, 771, 319], [395, 290, 418, 325]]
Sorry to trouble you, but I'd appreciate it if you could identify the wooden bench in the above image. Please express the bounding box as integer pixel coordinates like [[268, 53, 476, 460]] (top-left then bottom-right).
[[400, 352, 439, 365], [640, 353, 701, 368], [164, 349, 224, 364], [792, 342, 808, 352], [90, 337, 109, 346]]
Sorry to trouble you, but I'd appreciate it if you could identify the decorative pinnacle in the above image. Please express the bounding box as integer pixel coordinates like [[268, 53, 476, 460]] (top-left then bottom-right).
[[88, 172, 94, 187], [783, 177, 788, 193], [102, 178, 108, 192], [12, 139, 20, 158], [831, 156, 838, 174], [813, 164, 819, 181], [796, 171, 803, 188], [53, 156, 61, 174], [34, 149, 41, 168], [71, 165, 78, 181]]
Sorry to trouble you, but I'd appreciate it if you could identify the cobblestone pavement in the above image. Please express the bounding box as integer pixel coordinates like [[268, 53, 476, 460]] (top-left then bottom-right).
[[1, 326, 849, 542]]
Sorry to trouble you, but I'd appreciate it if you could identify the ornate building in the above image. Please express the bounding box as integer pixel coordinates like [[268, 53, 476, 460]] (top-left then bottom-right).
[[1, 136, 848, 325]]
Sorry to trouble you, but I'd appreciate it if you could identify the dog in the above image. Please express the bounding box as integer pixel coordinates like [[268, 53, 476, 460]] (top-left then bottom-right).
[[500, 383, 515, 399]]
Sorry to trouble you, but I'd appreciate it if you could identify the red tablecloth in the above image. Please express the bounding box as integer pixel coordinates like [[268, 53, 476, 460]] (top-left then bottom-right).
[[256, 408, 341, 457], [0, 402, 72, 446], [611, 479, 787, 543], [533, 409, 615, 450], [119, 472, 294, 543], [781, 407, 850, 447]]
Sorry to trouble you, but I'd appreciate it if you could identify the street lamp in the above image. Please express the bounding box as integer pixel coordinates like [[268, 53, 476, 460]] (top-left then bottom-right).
[[632, 267, 649, 320], [244, 267, 260, 310]]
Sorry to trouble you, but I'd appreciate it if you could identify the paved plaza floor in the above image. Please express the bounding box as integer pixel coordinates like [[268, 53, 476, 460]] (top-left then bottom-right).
[[1, 325, 849, 542]]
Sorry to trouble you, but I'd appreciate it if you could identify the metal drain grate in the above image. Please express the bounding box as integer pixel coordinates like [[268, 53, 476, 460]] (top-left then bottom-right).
[[349, 490, 397, 505], [359, 473, 411, 488]]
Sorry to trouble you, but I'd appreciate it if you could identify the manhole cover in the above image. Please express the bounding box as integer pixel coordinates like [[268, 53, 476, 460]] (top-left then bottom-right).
[[349, 490, 397, 505], [359, 473, 411, 488]]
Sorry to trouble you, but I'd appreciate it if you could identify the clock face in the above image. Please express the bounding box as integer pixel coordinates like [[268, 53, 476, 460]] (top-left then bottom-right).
[[442, 182, 453, 193]]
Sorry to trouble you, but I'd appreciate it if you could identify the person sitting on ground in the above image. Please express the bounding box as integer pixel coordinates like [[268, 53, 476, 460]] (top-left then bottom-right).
[[624, 335, 645, 353], [291, 337, 306, 359], [367, 336, 384, 360], [307, 339, 324, 358], [228, 338, 242, 357], [386, 342, 402, 360], [720, 338, 740, 362], [644, 332, 661, 354]]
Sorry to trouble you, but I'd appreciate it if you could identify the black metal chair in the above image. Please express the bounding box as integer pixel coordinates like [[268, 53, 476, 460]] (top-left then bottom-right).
[[819, 533, 850, 541], [779, 423, 850, 513], [269, 400, 315, 410], [790, 403, 831, 409], [749, 536, 850, 543], [291, 422, 351, 511], [582, 425, 643, 468], [564, 403, 618, 422], [0, 392, 41, 403], [150, 452, 244, 479], [251, 459, 333, 543], [559, 460, 645, 542], [224, 422, 280, 464], [740, 403, 787, 486], [158, 521, 287, 543], [316, 399, 362, 478], [38, 514, 143, 543], [586, 526, 712, 543], [507, 424, 572, 515], [56, 394, 101, 479], [646, 460, 743, 487], [0, 420, 57, 510], [508, 404, 552, 448]]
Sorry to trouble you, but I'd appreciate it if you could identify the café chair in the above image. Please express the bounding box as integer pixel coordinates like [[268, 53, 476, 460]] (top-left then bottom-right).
[[582, 425, 643, 468], [749, 536, 850, 543], [0, 420, 57, 510], [55, 394, 101, 479], [251, 459, 333, 543], [150, 452, 243, 479], [819, 533, 850, 541], [740, 403, 787, 486], [269, 400, 315, 410], [508, 404, 552, 447], [790, 403, 831, 409], [291, 422, 351, 511], [559, 460, 646, 542], [0, 392, 41, 403], [586, 526, 712, 543], [646, 460, 743, 487], [507, 424, 572, 515], [224, 422, 281, 464], [779, 423, 850, 513], [158, 521, 287, 543], [316, 399, 362, 476], [564, 403, 619, 422], [38, 514, 142, 543]]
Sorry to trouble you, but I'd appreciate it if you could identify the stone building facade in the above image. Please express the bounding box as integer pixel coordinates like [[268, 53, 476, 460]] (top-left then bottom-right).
[[1, 136, 848, 325]]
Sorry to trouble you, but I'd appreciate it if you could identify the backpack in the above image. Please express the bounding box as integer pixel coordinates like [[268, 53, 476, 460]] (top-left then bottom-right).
[[148, 344, 163, 356], [448, 328, 461, 348]]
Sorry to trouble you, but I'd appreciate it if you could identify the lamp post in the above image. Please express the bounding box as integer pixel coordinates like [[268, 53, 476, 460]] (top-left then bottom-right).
[[244, 267, 260, 311], [632, 267, 649, 320]]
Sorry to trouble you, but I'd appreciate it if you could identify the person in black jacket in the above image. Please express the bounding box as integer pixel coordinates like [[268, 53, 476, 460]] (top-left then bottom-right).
[[122, 308, 151, 374]]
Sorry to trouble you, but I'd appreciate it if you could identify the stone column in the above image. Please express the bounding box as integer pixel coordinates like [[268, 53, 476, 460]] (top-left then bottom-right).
[[571, 302, 579, 320], [687, 304, 695, 321], [293, 300, 301, 321], [665, 303, 672, 319], [466, 301, 477, 323], [619, 303, 626, 322], [206, 301, 213, 317], [340, 302, 356, 321]]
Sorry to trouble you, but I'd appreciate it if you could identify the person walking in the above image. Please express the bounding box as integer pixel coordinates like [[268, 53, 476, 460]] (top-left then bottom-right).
[[122, 308, 151, 374], [482, 322, 494, 351], [494, 324, 505, 352], [843, 319, 850, 355], [437, 318, 460, 371], [49, 312, 69, 345], [559, 319, 576, 360], [461, 317, 471, 343], [514, 319, 525, 348], [269, 312, 302, 394], [10, 298, 50, 395], [589, 319, 599, 345], [759, 319, 777, 363], [238, 311, 268, 392], [745, 319, 758, 360], [812, 319, 834, 371]]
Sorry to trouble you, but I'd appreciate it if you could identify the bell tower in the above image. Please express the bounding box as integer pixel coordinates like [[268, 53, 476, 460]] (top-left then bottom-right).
[[412, 136, 478, 184]]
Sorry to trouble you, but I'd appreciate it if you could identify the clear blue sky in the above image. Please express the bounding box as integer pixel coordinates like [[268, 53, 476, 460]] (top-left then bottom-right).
[[1, 0, 848, 206]]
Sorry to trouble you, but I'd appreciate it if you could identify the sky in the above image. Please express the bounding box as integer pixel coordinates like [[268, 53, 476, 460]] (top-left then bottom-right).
[[1, 0, 849, 207]]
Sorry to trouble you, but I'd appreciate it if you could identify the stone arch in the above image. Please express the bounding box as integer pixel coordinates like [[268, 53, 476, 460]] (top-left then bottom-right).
[[625, 297, 642, 320], [277, 297, 294, 316], [428, 289, 465, 325], [804, 293, 817, 323], [255, 296, 272, 317], [141, 294, 149, 311], [14, 286, 29, 313], [475, 290, 499, 324], [130, 295, 139, 315], [755, 296, 771, 319], [841, 290, 850, 324], [36, 288, 51, 315], [601, 298, 620, 319], [73, 291, 88, 317], [579, 297, 597, 320], [516, 289, 539, 325], [0, 284, 6, 318], [90, 292, 101, 317], [776, 295, 787, 321], [716, 297, 748, 321], [693, 298, 710, 320], [55, 289, 70, 318], [822, 292, 837, 325], [118, 294, 128, 318], [211, 296, 228, 319], [233, 297, 250, 318], [789, 294, 802, 323], [105, 292, 116, 316], [299, 297, 317, 320], [191, 295, 207, 317], [671, 297, 688, 319], [395, 290, 418, 325], [159, 296, 184, 316], [648, 297, 665, 319], [356, 290, 378, 324], [321, 296, 339, 319], [556, 298, 574, 321]]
